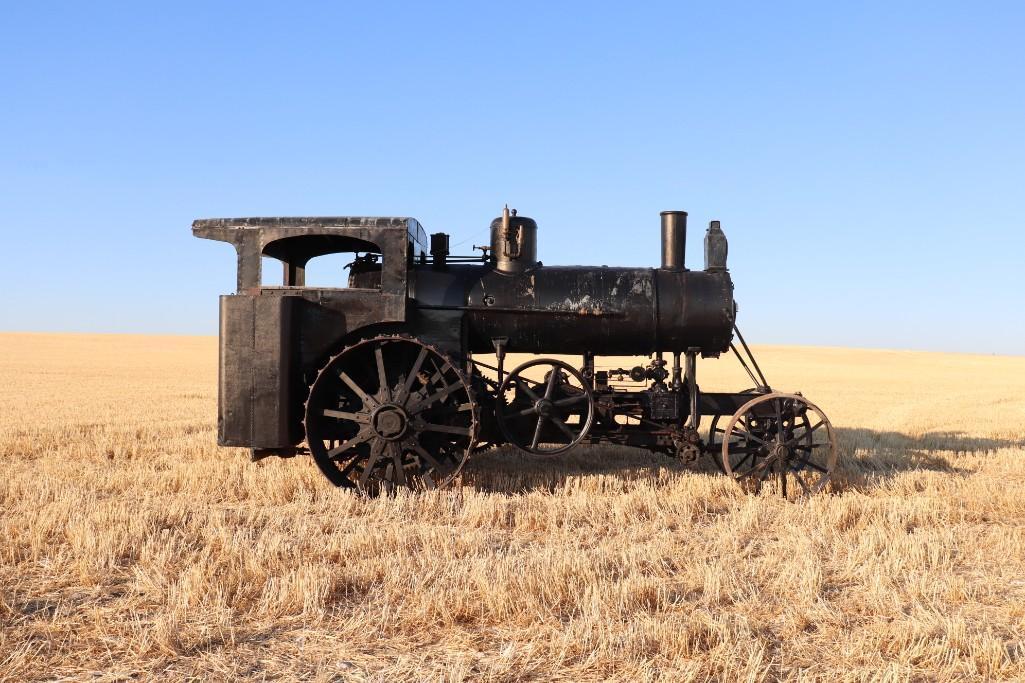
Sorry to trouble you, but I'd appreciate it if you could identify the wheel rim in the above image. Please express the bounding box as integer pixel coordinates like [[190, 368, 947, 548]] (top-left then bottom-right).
[[721, 392, 836, 498], [706, 388, 764, 472], [496, 359, 595, 456], [304, 336, 478, 493]]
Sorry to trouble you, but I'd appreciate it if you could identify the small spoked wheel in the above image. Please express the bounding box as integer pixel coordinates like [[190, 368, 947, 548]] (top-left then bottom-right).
[[304, 335, 478, 494], [497, 358, 595, 456], [707, 387, 765, 472], [721, 392, 837, 499]]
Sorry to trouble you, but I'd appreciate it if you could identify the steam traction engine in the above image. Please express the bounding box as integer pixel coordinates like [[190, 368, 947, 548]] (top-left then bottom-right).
[[194, 208, 837, 498]]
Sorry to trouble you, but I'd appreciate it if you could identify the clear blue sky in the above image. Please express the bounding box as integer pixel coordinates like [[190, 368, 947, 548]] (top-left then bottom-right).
[[2, 2, 1023, 354]]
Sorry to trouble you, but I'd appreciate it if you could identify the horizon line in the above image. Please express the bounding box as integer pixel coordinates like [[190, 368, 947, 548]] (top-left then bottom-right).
[[1, 329, 1021, 360]]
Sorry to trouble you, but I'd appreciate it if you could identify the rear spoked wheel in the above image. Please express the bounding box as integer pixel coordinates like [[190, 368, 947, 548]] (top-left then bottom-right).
[[721, 392, 836, 499], [304, 335, 478, 494]]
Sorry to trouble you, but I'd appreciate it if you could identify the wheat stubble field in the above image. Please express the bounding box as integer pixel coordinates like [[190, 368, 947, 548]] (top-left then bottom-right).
[[1, 333, 1024, 681]]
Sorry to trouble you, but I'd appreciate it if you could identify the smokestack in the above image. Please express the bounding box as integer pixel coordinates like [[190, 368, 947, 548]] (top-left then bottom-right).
[[660, 210, 687, 270]]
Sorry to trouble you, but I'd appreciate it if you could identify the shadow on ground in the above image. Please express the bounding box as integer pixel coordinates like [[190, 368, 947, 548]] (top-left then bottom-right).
[[460, 444, 692, 494], [459, 428, 1024, 496]]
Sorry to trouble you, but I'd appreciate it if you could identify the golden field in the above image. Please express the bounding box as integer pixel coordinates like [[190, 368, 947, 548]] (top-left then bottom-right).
[[1, 332, 1024, 682]]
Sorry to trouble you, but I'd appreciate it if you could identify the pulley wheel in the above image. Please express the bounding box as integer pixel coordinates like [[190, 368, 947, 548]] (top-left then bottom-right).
[[496, 358, 595, 456]]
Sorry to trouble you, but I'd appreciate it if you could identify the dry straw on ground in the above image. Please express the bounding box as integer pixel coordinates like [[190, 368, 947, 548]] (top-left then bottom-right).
[[1, 333, 1023, 681]]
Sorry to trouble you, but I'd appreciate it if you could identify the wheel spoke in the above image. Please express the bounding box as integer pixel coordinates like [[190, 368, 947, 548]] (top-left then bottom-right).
[[514, 405, 539, 418], [548, 414, 577, 441], [322, 409, 368, 423], [730, 424, 767, 446], [375, 346, 389, 400], [748, 460, 772, 493], [553, 394, 587, 407], [779, 467, 787, 498], [795, 457, 828, 474], [707, 450, 726, 472], [737, 459, 768, 480], [420, 422, 471, 436], [792, 470, 811, 494], [514, 378, 543, 403], [738, 455, 778, 483], [358, 440, 385, 487], [390, 443, 406, 486], [730, 451, 754, 471], [428, 361, 453, 387], [327, 429, 372, 458], [410, 441, 443, 472], [398, 347, 429, 404], [785, 427, 820, 447], [793, 419, 825, 437], [544, 368, 560, 399], [339, 371, 377, 408], [530, 416, 546, 449]]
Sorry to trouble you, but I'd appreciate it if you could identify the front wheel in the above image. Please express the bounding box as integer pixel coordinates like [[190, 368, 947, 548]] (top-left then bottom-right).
[[721, 392, 837, 499]]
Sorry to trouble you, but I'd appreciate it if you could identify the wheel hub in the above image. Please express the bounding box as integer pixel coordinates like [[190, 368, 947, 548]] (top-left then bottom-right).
[[772, 442, 792, 461], [534, 398, 554, 417], [371, 404, 409, 441]]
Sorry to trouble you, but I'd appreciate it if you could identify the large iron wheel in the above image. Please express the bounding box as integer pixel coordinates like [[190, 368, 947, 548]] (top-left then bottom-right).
[[497, 358, 595, 456], [721, 392, 837, 499], [304, 335, 478, 494]]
